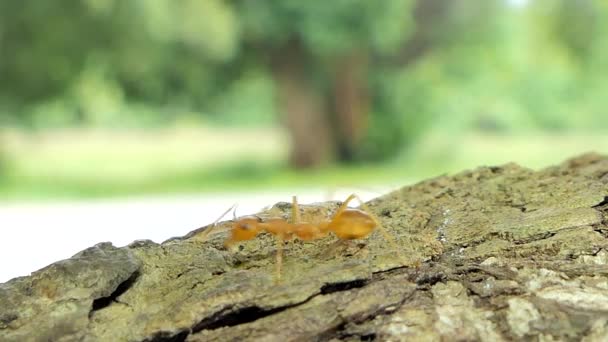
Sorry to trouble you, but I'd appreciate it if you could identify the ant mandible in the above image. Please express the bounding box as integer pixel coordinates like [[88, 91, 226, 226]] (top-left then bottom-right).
[[201, 194, 404, 282]]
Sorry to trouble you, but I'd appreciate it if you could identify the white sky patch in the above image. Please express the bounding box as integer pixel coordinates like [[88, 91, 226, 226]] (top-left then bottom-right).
[[507, 0, 529, 8]]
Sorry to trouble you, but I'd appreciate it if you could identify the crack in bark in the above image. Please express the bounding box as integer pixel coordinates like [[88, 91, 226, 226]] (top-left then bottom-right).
[[320, 279, 368, 294], [450, 219, 600, 256], [89, 271, 140, 317], [592, 196, 608, 229], [192, 278, 372, 333], [324, 281, 417, 341], [142, 330, 190, 342], [192, 305, 288, 332], [592, 196, 608, 208], [140, 277, 377, 342], [142, 265, 413, 342]]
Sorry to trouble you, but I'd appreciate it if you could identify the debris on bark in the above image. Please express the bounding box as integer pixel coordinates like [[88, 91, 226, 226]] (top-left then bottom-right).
[[2, 153, 608, 341]]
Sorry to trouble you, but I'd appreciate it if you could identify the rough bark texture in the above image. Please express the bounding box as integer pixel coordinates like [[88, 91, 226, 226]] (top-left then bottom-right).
[[3, 153, 608, 341]]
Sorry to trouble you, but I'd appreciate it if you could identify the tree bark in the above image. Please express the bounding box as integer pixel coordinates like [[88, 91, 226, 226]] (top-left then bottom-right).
[[2, 154, 608, 341]]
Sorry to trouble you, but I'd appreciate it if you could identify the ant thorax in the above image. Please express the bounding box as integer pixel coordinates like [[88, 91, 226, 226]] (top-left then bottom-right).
[[259, 218, 291, 238]]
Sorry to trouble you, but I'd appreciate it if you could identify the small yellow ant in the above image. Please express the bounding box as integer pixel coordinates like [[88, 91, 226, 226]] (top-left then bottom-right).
[[201, 194, 404, 282]]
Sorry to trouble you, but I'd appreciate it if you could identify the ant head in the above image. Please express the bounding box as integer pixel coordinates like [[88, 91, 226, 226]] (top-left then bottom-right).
[[234, 216, 261, 230], [229, 216, 262, 243]]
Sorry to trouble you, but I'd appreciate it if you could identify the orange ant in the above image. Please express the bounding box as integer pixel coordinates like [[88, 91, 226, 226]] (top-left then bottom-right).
[[201, 194, 404, 282]]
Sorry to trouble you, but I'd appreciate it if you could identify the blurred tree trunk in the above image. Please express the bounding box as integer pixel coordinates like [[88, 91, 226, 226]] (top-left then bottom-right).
[[331, 50, 370, 162], [271, 45, 372, 168], [268, 0, 454, 169], [395, 0, 446, 65], [271, 39, 334, 168], [268, 0, 448, 169]]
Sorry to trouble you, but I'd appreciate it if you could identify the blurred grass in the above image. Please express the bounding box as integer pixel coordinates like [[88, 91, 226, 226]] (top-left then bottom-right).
[[1, 126, 607, 201]]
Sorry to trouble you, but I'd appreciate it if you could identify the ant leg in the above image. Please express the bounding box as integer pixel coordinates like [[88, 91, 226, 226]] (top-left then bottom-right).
[[198, 203, 237, 240], [275, 236, 284, 284], [349, 194, 409, 266], [332, 193, 358, 218], [292, 196, 301, 224]]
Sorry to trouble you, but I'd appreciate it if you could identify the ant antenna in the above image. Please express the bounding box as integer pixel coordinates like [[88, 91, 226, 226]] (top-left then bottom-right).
[[215, 203, 237, 226], [232, 204, 238, 220], [198, 203, 237, 239], [346, 194, 408, 266]]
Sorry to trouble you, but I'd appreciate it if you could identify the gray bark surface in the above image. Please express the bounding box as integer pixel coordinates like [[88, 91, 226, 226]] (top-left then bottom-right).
[[2, 154, 608, 341]]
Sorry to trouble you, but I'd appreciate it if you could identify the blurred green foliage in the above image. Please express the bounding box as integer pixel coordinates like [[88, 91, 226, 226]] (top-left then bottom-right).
[[1, 0, 606, 132], [1, 0, 608, 197]]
